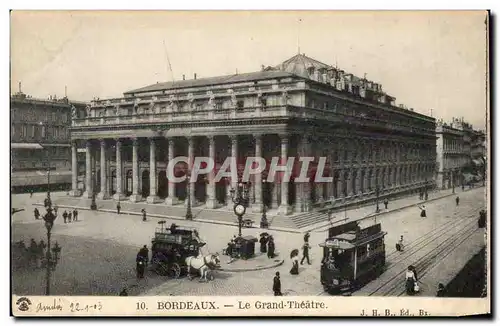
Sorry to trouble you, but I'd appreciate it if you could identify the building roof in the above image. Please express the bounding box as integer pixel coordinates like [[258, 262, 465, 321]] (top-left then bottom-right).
[[125, 70, 296, 95], [274, 53, 332, 78]]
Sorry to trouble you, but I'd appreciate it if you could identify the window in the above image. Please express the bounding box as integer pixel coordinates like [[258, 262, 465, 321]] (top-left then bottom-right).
[[21, 125, 27, 138], [30, 125, 35, 138], [41, 125, 46, 138], [236, 100, 244, 109]]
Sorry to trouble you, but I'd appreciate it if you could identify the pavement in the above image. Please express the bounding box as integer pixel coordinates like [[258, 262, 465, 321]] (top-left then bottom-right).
[[30, 183, 485, 234], [11, 186, 486, 296]]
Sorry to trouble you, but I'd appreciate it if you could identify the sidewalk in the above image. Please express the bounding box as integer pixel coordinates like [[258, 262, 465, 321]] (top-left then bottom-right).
[[306, 184, 484, 233]]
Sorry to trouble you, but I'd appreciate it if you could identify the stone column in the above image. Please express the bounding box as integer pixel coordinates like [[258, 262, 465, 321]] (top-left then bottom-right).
[[339, 169, 345, 199], [147, 138, 160, 203], [165, 138, 177, 205], [278, 135, 291, 215], [97, 139, 110, 199], [129, 138, 142, 202], [252, 134, 263, 212], [185, 136, 195, 207], [205, 135, 218, 209], [83, 141, 93, 198], [113, 139, 126, 200], [355, 168, 362, 195], [70, 141, 81, 196], [346, 169, 353, 197]]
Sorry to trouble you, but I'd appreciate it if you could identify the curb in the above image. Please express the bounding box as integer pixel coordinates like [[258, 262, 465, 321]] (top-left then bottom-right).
[[32, 203, 301, 234], [308, 186, 484, 233], [218, 259, 284, 272]]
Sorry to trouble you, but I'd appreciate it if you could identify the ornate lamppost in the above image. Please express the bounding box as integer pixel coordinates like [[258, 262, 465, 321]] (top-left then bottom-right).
[[185, 174, 193, 220], [230, 181, 251, 237], [42, 207, 60, 295]]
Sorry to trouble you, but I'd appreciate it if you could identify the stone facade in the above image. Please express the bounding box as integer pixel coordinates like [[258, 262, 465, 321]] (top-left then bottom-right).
[[10, 90, 87, 191], [435, 119, 471, 189], [70, 54, 436, 219]]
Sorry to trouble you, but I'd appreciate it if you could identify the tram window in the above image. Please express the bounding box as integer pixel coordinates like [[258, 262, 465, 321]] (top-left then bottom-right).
[[357, 246, 367, 258], [367, 244, 371, 257]]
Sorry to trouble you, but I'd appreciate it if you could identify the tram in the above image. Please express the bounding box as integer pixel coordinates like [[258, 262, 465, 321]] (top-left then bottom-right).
[[320, 221, 387, 294]]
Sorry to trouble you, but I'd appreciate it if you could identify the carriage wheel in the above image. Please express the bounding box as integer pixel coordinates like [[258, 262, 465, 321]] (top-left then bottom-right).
[[169, 263, 181, 279], [156, 262, 169, 276]]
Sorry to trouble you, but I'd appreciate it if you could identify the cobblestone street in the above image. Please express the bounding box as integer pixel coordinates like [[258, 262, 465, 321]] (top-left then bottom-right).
[[11, 187, 485, 296]]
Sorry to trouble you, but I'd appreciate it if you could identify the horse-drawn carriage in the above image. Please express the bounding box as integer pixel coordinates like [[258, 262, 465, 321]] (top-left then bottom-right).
[[150, 223, 220, 281]]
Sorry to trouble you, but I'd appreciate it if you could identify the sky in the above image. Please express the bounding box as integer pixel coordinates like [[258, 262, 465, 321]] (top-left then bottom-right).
[[10, 10, 488, 129]]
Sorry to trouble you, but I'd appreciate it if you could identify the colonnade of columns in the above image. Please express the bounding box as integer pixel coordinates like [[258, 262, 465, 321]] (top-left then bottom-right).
[[71, 134, 435, 215]]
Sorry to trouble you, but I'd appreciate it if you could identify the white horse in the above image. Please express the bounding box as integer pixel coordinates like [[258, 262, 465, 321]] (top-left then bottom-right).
[[185, 253, 220, 282]]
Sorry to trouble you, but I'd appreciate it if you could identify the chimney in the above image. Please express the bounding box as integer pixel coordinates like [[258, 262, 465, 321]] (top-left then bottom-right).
[[183, 74, 185, 80], [194, 73, 197, 80], [18, 81, 21, 93]]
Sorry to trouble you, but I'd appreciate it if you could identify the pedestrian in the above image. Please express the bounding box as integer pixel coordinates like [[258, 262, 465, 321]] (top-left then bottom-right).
[[419, 191, 423, 200], [267, 236, 275, 259], [303, 232, 310, 243], [383, 198, 389, 210], [273, 272, 283, 296], [259, 234, 268, 253], [418, 204, 426, 218], [119, 288, 128, 296], [67, 212, 72, 223], [455, 196, 460, 206], [300, 241, 311, 265], [141, 208, 147, 222], [73, 209, 78, 221], [424, 192, 428, 201], [396, 235, 404, 252], [290, 254, 299, 275], [461, 184, 465, 191], [436, 283, 446, 297], [53, 205, 58, 216], [139, 245, 149, 266], [117, 202, 121, 215], [30, 189, 33, 198], [33, 208, 40, 220], [62, 210, 68, 223]]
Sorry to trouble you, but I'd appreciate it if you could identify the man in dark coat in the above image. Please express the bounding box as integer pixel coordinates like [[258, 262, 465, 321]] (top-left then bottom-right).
[[273, 272, 282, 296], [455, 196, 460, 206], [117, 202, 121, 215], [141, 209, 147, 222], [138, 245, 149, 265], [383, 198, 389, 209], [34, 208, 40, 220], [62, 210, 68, 223], [300, 241, 311, 265], [267, 237, 275, 259], [73, 209, 78, 221], [259, 235, 268, 253]]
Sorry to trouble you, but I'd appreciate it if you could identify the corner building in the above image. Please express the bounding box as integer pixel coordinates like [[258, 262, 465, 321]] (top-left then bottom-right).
[[70, 54, 436, 218]]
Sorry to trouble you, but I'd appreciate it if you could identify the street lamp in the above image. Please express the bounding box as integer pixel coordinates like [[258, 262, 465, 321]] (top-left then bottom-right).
[[230, 180, 251, 237], [375, 186, 380, 213], [42, 207, 59, 295], [185, 174, 193, 220]]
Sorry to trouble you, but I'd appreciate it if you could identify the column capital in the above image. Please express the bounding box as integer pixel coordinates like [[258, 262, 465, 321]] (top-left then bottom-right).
[[99, 139, 106, 146], [114, 138, 122, 143], [207, 135, 215, 142], [131, 138, 138, 146], [280, 135, 289, 144], [253, 133, 263, 141], [168, 138, 175, 146], [230, 135, 238, 144]]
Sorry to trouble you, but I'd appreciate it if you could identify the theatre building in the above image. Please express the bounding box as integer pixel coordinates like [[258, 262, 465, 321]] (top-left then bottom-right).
[[70, 54, 436, 216]]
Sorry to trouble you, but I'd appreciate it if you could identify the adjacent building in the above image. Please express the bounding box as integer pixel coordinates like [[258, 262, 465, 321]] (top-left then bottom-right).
[[70, 53, 436, 221], [435, 117, 486, 189], [10, 90, 87, 192]]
